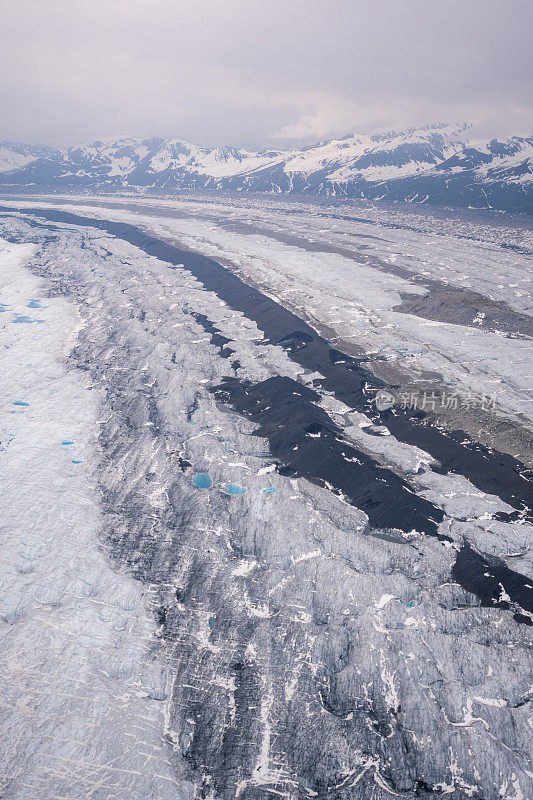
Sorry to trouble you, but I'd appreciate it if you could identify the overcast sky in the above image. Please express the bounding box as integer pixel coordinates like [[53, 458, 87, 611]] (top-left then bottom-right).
[[2, 0, 532, 147]]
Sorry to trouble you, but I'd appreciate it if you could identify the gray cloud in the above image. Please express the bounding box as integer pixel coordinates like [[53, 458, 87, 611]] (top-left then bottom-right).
[[2, 0, 532, 146]]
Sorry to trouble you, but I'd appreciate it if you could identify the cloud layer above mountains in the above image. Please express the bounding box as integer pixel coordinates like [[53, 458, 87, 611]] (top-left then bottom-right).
[[2, 0, 532, 146]]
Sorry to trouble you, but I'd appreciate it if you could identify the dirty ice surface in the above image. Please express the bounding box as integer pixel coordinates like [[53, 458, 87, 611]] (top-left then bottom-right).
[[0, 198, 532, 800]]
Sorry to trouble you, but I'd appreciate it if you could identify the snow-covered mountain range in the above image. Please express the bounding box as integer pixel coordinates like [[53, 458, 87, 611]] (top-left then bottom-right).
[[1, 124, 531, 212]]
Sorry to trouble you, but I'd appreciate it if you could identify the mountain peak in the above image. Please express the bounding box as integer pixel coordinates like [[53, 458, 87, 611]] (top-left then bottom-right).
[[1, 125, 531, 213]]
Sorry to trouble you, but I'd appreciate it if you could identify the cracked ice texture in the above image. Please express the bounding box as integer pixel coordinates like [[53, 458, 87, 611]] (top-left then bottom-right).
[[0, 239, 193, 799], [0, 203, 531, 800]]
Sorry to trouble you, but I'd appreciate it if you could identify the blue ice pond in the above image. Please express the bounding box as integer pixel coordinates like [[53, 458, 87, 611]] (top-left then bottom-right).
[[72, 460, 83, 464], [193, 472, 212, 489], [262, 486, 277, 495], [224, 483, 247, 495], [12, 314, 45, 324], [61, 440, 74, 445], [406, 600, 416, 608], [27, 299, 44, 308], [0, 304, 8, 313], [208, 616, 216, 630], [12, 401, 30, 407]]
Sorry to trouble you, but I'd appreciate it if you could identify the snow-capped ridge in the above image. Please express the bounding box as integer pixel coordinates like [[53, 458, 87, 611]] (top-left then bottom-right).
[[1, 124, 531, 212]]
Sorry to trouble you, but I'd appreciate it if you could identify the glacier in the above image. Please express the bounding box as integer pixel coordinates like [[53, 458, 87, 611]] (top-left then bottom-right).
[[0, 195, 531, 799], [0, 238, 193, 798]]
